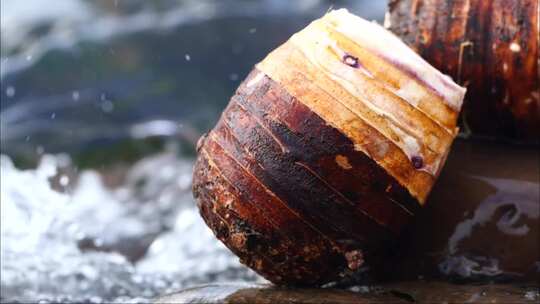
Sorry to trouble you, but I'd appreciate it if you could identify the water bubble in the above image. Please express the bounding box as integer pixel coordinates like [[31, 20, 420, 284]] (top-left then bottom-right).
[[59, 175, 70, 187]]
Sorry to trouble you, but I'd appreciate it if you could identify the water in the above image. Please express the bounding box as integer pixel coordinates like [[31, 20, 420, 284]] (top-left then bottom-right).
[[0, 149, 262, 303]]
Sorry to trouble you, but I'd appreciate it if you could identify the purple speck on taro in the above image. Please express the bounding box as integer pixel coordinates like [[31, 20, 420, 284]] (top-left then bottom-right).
[[343, 54, 359, 68], [411, 155, 424, 169]]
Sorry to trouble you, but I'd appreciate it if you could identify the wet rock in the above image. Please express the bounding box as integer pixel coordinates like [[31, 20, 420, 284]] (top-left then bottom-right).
[[154, 282, 539, 304], [386, 281, 539, 303], [388, 139, 539, 281], [154, 283, 404, 304]]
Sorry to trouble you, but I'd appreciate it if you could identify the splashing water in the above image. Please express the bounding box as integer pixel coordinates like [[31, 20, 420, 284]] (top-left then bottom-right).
[[0, 151, 263, 303]]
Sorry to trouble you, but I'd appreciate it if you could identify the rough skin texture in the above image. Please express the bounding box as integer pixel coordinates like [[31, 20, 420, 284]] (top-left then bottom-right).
[[387, 0, 540, 142], [192, 70, 421, 286], [192, 10, 465, 286], [256, 10, 465, 203]]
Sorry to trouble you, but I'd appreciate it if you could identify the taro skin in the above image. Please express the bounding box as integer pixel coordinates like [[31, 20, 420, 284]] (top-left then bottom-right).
[[193, 9, 466, 286], [387, 0, 540, 142]]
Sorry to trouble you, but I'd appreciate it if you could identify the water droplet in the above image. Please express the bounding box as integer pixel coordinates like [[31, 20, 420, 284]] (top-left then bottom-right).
[[100, 94, 114, 113], [229, 73, 239, 81], [50, 113, 56, 119], [6, 86, 15, 97], [101, 100, 114, 113], [184, 54, 191, 61], [249, 28, 257, 34], [72, 91, 80, 101]]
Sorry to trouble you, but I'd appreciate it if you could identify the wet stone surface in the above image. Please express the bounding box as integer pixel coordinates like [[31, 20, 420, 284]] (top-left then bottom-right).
[[390, 139, 540, 282], [155, 282, 540, 304]]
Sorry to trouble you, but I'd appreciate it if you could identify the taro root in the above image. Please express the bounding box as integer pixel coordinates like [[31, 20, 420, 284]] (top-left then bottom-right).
[[386, 0, 540, 142], [192, 9, 466, 286]]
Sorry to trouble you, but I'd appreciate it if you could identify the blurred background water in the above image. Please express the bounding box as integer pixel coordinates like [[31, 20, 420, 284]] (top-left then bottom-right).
[[0, 0, 385, 164], [0, 1, 388, 302]]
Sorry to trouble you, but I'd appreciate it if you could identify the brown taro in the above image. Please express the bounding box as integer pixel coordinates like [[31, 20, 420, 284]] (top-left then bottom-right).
[[192, 9, 466, 286], [386, 0, 540, 142]]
